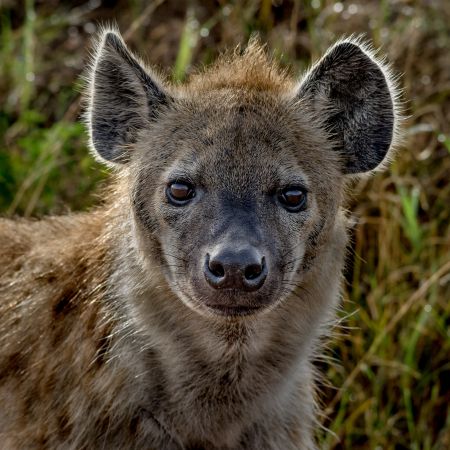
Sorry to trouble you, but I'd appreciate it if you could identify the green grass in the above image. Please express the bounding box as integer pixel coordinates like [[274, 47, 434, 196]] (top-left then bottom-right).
[[172, 7, 199, 82], [0, 1, 449, 448]]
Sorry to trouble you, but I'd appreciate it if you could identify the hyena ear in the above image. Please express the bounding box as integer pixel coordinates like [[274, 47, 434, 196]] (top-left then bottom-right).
[[87, 30, 170, 164], [297, 40, 396, 174]]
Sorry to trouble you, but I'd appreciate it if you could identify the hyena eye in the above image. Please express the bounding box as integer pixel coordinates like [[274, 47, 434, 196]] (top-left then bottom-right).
[[166, 181, 196, 206], [277, 186, 308, 212]]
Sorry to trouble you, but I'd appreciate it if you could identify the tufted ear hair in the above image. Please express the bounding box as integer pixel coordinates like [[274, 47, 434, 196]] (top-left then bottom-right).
[[297, 39, 398, 174], [86, 29, 171, 165]]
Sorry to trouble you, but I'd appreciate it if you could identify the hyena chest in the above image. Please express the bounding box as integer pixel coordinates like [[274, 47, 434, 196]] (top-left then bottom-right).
[[156, 350, 289, 448]]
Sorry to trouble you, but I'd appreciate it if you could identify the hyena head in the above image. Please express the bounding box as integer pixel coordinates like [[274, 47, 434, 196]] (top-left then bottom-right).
[[87, 30, 397, 318]]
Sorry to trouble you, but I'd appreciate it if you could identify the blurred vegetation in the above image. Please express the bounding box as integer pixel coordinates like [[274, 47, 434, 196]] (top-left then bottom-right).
[[0, 0, 449, 448]]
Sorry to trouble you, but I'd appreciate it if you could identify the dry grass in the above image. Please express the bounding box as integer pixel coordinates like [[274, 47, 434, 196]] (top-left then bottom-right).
[[0, 1, 449, 448]]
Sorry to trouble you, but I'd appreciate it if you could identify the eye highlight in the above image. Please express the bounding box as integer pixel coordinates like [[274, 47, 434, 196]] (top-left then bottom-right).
[[277, 186, 308, 212], [166, 181, 195, 206]]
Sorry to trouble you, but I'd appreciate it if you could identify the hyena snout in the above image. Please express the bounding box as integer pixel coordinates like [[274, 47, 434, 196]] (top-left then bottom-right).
[[204, 244, 267, 292]]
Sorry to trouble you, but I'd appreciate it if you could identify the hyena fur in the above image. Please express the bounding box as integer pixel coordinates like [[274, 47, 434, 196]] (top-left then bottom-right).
[[0, 29, 400, 449]]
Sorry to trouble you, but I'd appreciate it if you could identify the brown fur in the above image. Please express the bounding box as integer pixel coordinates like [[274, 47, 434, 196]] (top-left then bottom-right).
[[0, 30, 398, 449], [187, 41, 293, 93]]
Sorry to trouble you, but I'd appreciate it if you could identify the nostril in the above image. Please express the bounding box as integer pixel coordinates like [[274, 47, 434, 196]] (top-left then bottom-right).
[[244, 257, 265, 281], [209, 259, 225, 278], [204, 253, 227, 290]]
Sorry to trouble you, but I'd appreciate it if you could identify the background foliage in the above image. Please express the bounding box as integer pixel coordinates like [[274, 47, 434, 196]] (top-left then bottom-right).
[[0, 1, 449, 448]]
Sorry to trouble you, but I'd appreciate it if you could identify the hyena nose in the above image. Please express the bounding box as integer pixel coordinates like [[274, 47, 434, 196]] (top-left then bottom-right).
[[204, 246, 267, 292]]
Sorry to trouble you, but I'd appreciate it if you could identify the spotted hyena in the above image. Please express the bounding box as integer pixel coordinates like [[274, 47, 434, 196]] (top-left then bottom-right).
[[0, 28, 399, 449]]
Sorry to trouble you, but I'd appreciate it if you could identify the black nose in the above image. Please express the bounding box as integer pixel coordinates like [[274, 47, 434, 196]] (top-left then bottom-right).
[[204, 246, 267, 292]]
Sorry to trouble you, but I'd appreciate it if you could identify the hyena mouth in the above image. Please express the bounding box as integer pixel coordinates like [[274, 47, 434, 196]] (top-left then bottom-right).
[[205, 304, 264, 317]]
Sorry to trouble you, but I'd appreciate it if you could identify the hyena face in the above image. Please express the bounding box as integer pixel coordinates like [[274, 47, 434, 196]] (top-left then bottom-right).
[[88, 31, 396, 318], [132, 95, 341, 317]]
